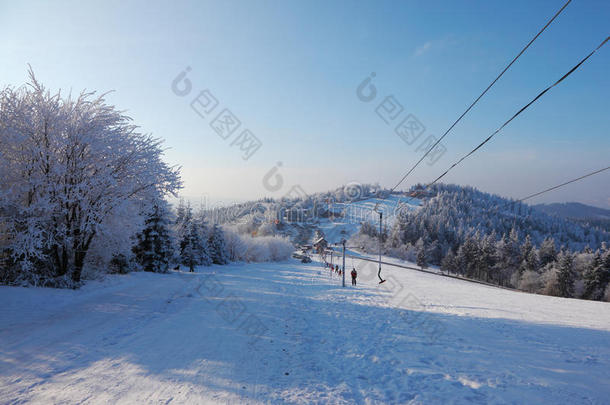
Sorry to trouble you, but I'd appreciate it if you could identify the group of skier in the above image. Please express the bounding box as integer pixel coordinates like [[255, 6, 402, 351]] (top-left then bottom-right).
[[324, 262, 358, 286]]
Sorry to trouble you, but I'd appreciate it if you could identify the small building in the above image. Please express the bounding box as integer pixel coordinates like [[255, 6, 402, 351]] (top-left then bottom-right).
[[313, 237, 328, 254]]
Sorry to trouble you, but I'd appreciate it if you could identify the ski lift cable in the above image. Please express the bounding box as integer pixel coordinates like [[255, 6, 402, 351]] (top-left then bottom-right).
[[350, 0, 573, 213], [427, 37, 608, 188], [491, 165, 610, 215], [388, 0, 573, 196], [394, 35, 609, 211]]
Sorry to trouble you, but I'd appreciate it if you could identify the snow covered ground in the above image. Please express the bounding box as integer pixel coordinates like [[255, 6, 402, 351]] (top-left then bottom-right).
[[1, 256, 609, 404]]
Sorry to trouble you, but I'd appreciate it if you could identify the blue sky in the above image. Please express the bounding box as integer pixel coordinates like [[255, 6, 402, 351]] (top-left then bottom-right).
[[1, 0, 609, 207]]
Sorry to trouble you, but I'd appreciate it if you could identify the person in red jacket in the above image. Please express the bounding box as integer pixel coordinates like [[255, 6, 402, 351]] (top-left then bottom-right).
[[351, 268, 357, 286]]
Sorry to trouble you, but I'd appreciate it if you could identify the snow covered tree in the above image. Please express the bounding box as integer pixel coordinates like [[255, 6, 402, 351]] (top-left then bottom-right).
[[441, 248, 456, 274], [519, 235, 534, 273], [132, 202, 174, 273], [427, 239, 443, 266], [556, 250, 575, 298], [476, 234, 496, 281], [176, 202, 212, 271], [518, 270, 542, 293], [195, 209, 213, 267], [415, 238, 428, 269], [455, 235, 479, 278], [180, 223, 204, 272], [208, 224, 229, 265], [109, 253, 130, 274], [175, 198, 187, 229], [539, 237, 557, 267], [0, 69, 181, 285], [582, 249, 610, 301]]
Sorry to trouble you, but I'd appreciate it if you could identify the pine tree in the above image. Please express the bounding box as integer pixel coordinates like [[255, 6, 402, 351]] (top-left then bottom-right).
[[180, 222, 204, 272], [132, 202, 173, 273], [441, 248, 456, 274], [456, 235, 479, 277], [477, 234, 496, 281], [427, 239, 443, 265], [539, 237, 557, 266], [556, 250, 575, 298], [177, 202, 211, 271], [415, 238, 428, 269], [583, 249, 610, 300], [519, 235, 534, 273], [195, 212, 213, 267], [208, 224, 229, 265], [175, 198, 186, 228]]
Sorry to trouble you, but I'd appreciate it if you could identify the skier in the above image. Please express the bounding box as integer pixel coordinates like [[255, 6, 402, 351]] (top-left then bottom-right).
[[351, 268, 357, 286]]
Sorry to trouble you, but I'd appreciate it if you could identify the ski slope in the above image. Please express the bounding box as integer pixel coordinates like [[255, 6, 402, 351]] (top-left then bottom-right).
[[319, 194, 420, 244], [1, 256, 609, 404]]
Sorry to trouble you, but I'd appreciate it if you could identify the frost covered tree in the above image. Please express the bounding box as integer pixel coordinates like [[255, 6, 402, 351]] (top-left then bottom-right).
[[208, 224, 229, 265], [556, 250, 575, 298], [132, 201, 174, 273], [180, 223, 203, 272], [455, 235, 479, 278], [582, 248, 610, 300], [441, 248, 456, 274], [195, 209, 213, 266], [0, 69, 181, 285], [519, 235, 539, 274], [177, 202, 211, 271], [415, 238, 428, 269], [539, 237, 557, 267]]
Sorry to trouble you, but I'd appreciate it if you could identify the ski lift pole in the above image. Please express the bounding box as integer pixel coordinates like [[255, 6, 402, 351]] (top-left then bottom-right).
[[342, 238, 346, 287], [377, 211, 386, 284]]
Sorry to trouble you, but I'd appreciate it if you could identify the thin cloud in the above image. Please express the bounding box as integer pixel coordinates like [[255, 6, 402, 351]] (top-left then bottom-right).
[[414, 41, 433, 56], [413, 36, 456, 57]]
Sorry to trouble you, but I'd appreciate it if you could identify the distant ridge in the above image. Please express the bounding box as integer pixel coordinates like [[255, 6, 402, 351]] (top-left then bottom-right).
[[534, 202, 610, 220]]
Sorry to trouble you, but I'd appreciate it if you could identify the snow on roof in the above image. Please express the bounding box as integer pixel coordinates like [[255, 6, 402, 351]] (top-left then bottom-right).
[[313, 237, 327, 245]]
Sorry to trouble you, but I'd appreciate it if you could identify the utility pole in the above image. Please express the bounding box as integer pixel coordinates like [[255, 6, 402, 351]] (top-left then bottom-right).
[[377, 211, 385, 284], [341, 238, 346, 287]]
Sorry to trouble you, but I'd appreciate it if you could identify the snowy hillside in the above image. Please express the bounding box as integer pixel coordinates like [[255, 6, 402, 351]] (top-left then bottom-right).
[[1, 256, 608, 404], [319, 194, 421, 244]]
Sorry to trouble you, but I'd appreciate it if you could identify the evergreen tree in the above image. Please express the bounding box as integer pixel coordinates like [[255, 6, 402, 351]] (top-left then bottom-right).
[[583, 249, 610, 300], [132, 202, 173, 273], [208, 224, 229, 265], [539, 237, 557, 266], [177, 202, 211, 271], [506, 228, 521, 269], [441, 248, 456, 274], [180, 222, 204, 272], [520, 235, 534, 273], [477, 234, 496, 281], [175, 198, 186, 228], [195, 210, 213, 266], [456, 236, 479, 277], [415, 238, 428, 269], [556, 250, 575, 298], [427, 239, 443, 266]]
